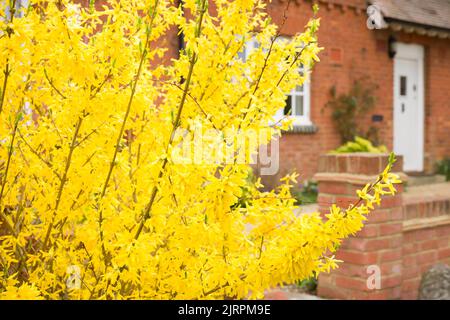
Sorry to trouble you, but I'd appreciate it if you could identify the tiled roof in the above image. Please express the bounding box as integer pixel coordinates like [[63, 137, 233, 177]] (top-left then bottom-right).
[[370, 0, 450, 31]]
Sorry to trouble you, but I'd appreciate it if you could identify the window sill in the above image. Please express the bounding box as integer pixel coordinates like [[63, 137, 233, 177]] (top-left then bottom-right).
[[282, 123, 318, 134]]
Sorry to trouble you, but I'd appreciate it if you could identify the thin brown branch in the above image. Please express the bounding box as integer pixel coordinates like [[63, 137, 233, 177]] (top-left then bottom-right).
[[42, 116, 83, 250], [93, 1, 161, 285], [134, 0, 208, 241], [157, 79, 220, 130], [236, 0, 292, 130], [90, 68, 112, 99], [17, 129, 63, 181], [202, 274, 247, 297], [0, 0, 17, 114], [43, 68, 67, 99], [74, 121, 107, 148], [0, 106, 21, 209]]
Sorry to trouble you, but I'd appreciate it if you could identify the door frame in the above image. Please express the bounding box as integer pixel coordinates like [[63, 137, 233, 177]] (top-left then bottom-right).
[[393, 42, 425, 172]]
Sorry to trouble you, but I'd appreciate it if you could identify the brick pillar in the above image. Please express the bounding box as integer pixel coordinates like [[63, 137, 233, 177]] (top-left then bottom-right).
[[314, 153, 406, 300]]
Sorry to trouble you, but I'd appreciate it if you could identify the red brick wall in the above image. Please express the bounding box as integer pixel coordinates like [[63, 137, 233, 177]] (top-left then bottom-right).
[[315, 153, 450, 300], [401, 225, 450, 299], [315, 153, 404, 299], [400, 184, 450, 299], [402, 33, 450, 173]]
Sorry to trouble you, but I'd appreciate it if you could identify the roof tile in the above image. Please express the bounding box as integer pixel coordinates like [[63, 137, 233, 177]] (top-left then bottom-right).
[[370, 0, 450, 31]]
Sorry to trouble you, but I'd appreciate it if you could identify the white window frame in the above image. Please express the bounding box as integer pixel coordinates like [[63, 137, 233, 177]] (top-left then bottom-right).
[[241, 36, 312, 127]]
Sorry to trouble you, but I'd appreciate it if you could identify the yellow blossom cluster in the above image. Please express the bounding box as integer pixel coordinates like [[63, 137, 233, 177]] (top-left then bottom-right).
[[0, 0, 401, 299]]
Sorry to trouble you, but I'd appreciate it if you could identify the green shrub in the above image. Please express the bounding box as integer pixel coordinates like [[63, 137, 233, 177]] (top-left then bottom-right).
[[292, 180, 318, 205], [332, 136, 388, 154], [325, 78, 379, 144], [296, 276, 318, 294], [436, 158, 450, 181]]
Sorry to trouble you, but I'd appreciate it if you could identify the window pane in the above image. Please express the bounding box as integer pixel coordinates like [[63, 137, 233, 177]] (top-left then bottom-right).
[[299, 67, 306, 76], [400, 76, 407, 96], [295, 95, 304, 116], [284, 96, 292, 115], [295, 85, 304, 93]]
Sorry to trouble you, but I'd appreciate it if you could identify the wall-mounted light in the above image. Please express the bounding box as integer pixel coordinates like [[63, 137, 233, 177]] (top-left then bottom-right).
[[388, 35, 397, 58]]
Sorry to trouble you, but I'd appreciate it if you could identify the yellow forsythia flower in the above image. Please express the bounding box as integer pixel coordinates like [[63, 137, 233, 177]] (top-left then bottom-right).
[[0, 0, 400, 299]]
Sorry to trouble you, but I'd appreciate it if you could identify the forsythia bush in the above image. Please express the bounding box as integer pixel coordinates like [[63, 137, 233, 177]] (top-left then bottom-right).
[[0, 0, 401, 299]]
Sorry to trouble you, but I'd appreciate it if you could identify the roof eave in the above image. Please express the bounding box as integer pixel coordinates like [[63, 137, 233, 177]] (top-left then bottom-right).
[[384, 18, 450, 39]]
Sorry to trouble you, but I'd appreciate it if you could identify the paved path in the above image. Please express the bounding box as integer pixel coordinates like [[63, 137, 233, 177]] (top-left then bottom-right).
[[264, 285, 323, 300]]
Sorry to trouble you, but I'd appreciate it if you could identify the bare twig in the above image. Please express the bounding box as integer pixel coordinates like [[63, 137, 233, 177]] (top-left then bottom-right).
[[42, 116, 84, 250], [0, 0, 17, 114], [43, 68, 67, 99], [134, 0, 208, 241], [17, 129, 63, 181], [92, 1, 161, 288]]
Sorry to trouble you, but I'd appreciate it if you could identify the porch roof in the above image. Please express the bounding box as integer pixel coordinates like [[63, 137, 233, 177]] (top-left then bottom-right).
[[370, 0, 450, 38]]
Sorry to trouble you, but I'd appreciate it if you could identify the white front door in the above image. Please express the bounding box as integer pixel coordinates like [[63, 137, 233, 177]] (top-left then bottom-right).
[[393, 43, 425, 172]]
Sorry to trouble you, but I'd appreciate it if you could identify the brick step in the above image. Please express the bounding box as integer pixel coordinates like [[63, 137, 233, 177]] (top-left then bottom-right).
[[264, 286, 323, 300]]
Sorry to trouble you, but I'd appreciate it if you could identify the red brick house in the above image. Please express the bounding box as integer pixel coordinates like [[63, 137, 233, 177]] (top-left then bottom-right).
[[68, 0, 450, 183], [259, 0, 450, 184]]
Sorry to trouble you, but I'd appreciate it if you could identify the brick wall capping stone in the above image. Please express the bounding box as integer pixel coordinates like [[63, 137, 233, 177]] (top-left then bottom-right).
[[313, 172, 409, 186], [403, 215, 450, 232]]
